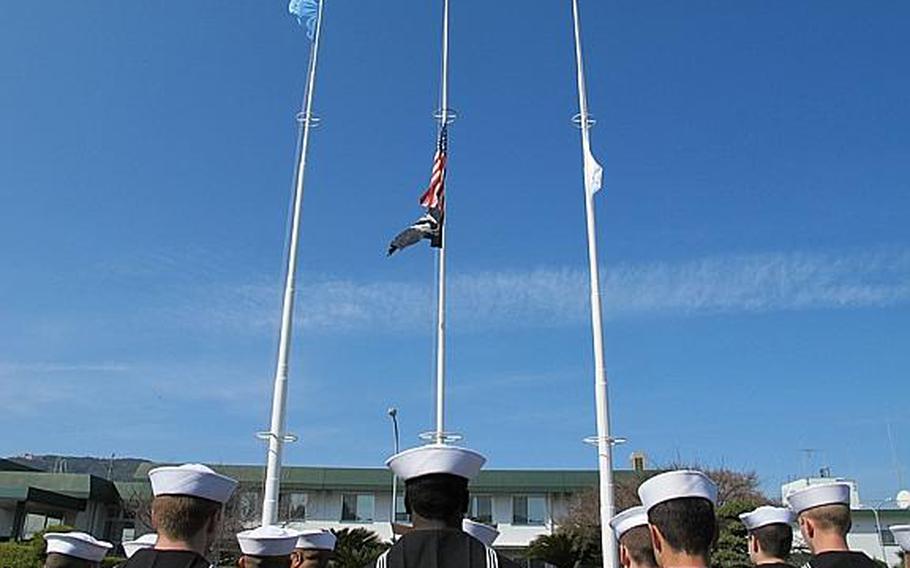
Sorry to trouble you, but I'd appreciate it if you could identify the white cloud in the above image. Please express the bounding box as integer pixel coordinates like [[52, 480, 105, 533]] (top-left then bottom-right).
[[192, 247, 910, 333]]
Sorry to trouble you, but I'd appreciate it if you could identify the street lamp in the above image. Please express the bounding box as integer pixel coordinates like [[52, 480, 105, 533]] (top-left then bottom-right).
[[388, 407, 401, 540]]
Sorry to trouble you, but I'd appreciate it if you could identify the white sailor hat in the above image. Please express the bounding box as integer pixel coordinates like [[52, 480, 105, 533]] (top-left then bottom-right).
[[44, 532, 113, 563], [785, 483, 850, 515], [148, 463, 238, 503], [638, 470, 718, 512], [609, 506, 649, 539], [888, 525, 910, 552], [122, 533, 157, 558], [463, 519, 499, 546], [237, 526, 299, 557], [295, 530, 337, 551], [386, 443, 486, 481], [739, 506, 795, 531]]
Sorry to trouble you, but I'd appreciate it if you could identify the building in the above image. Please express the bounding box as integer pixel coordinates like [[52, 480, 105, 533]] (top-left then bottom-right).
[[782, 476, 910, 566], [0, 461, 126, 542], [123, 463, 642, 556]]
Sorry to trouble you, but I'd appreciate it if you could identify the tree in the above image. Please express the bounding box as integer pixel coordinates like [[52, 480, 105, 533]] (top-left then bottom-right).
[[712, 499, 767, 568], [525, 532, 583, 568], [551, 466, 771, 568], [331, 528, 389, 568]]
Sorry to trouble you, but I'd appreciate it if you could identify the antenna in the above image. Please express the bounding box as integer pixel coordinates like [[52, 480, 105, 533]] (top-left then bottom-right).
[[799, 448, 818, 479]]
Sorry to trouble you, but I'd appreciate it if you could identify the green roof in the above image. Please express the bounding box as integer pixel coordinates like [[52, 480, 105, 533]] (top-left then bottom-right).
[[0, 485, 87, 510], [0, 472, 120, 504], [132, 463, 648, 493]]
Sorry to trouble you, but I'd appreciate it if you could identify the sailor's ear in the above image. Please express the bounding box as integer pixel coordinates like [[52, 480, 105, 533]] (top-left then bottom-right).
[[649, 524, 664, 559]]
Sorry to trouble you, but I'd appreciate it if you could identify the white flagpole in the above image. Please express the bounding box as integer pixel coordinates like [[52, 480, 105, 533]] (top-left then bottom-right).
[[433, 0, 450, 445], [260, 0, 326, 526], [571, 1, 618, 567]]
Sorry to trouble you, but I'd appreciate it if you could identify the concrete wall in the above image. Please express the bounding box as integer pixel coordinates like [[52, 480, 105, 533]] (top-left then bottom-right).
[[0, 506, 15, 539]]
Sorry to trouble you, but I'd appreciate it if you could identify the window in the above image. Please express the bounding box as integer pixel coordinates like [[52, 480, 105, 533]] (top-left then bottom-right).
[[22, 513, 64, 538], [470, 495, 493, 524], [395, 494, 409, 522], [341, 493, 375, 522], [512, 495, 546, 525], [880, 529, 896, 546], [288, 493, 308, 521]]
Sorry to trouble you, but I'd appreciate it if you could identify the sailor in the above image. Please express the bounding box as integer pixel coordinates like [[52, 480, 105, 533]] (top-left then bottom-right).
[[739, 506, 796, 568], [367, 443, 520, 568], [237, 525, 299, 568], [786, 483, 876, 568], [291, 530, 336, 568], [43, 532, 113, 568], [121, 534, 157, 559], [609, 506, 658, 568], [462, 519, 500, 547], [120, 463, 238, 568], [889, 525, 910, 568], [637, 469, 718, 568]]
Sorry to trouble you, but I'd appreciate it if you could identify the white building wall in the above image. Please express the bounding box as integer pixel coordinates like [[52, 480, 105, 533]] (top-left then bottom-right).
[[283, 489, 561, 548]]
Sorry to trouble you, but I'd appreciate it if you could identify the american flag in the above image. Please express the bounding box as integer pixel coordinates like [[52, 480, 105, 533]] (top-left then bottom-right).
[[419, 125, 447, 211], [387, 126, 449, 255]]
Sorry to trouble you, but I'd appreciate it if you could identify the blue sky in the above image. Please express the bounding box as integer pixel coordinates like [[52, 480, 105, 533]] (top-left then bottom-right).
[[1, 1, 908, 503]]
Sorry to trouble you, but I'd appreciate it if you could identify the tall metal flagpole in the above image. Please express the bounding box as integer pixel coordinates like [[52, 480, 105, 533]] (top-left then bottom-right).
[[260, 0, 326, 527], [571, 1, 618, 567], [434, 0, 450, 445]]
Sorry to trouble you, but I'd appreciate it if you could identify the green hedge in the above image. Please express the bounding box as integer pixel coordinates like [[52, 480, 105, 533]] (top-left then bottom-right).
[[0, 541, 41, 568]]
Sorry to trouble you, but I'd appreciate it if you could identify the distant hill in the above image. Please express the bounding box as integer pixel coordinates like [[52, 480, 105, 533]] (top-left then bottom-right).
[[5, 454, 152, 481]]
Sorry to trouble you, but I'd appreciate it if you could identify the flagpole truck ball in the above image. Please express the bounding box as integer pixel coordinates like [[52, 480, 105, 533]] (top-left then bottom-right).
[[610, 506, 658, 568], [292, 530, 336, 568], [43, 532, 113, 568], [785, 483, 877, 568]]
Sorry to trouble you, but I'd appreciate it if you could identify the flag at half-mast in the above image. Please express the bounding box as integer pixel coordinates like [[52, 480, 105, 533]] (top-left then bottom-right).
[[288, 0, 320, 39], [388, 125, 448, 255], [584, 145, 603, 195]]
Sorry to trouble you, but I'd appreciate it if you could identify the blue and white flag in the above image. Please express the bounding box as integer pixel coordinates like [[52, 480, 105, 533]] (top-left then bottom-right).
[[288, 0, 319, 39]]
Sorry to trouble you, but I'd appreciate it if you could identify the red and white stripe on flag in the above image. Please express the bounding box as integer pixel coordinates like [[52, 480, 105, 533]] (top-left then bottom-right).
[[419, 126, 448, 209]]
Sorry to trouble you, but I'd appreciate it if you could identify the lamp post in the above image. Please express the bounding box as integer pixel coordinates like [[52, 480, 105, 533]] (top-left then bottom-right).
[[388, 407, 401, 540]]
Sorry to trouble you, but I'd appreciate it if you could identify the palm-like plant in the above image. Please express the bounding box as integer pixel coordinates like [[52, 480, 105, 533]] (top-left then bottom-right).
[[331, 528, 390, 568], [525, 532, 583, 568]]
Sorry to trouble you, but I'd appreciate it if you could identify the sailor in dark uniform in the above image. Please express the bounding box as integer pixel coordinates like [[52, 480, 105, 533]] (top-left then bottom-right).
[[236, 526, 299, 568], [637, 469, 718, 568], [291, 530, 336, 568], [786, 483, 876, 568], [889, 525, 910, 568], [366, 443, 521, 568], [122, 534, 157, 559], [462, 519, 499, 548], [44, 532, 113, 568], [609, 506, 658, 568], [739, 506, 797, 568], [121, 463, 238, 568]]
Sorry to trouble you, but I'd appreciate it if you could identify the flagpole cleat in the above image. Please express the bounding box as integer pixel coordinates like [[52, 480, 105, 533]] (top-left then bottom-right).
[[583, 434, 626, 447], [418, 431, 463, 444], [433, 108, 458, 125], [571, 113, 596, 129], [295, 111, 322, 128], [256, 431, 300, 443]]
